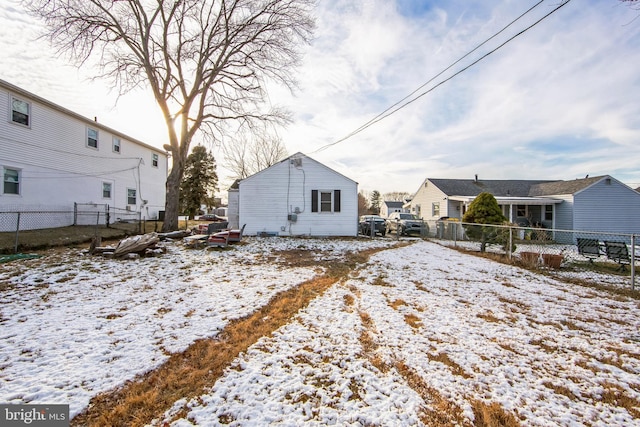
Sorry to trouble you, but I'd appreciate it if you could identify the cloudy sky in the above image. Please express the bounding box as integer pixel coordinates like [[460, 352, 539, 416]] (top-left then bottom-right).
[[1, 0, 639, 196]]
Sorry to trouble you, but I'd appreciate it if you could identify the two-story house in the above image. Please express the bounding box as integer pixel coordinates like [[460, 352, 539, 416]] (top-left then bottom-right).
[[0, 79, 167, 229]]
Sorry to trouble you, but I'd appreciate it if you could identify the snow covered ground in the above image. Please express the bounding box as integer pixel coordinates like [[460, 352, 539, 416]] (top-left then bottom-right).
[[1, 237, 639, 425]]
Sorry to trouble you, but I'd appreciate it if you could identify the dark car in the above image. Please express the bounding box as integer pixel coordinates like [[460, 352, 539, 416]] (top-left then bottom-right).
[[386, 212, 426, 236], [198, 214, 226, 222], [359, 215, 387, 236]]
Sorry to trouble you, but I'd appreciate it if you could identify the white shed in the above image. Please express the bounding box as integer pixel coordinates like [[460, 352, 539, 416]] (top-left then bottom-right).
[[232, 153, 358, 236]]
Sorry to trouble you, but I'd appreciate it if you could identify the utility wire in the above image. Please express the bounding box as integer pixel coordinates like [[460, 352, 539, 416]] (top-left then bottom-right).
[[312, 0, 571, 153]]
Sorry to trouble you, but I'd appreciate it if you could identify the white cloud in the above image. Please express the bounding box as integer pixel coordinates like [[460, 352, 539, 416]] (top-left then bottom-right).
[[2, 0, 640, 195]]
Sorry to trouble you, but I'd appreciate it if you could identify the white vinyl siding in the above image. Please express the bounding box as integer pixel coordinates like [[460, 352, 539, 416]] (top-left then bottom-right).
[[409, 179, 451, 220], [237, 154, 357, 236], [572, 177, 640, 234], [0, 80, 168, 224]]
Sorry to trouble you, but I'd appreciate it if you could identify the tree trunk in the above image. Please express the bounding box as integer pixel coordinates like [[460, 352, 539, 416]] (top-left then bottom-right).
[[162, 166, 182, 232]]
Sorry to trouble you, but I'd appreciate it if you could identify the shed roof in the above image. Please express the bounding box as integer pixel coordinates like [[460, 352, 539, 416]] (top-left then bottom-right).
[[383, 201, 404, 208]]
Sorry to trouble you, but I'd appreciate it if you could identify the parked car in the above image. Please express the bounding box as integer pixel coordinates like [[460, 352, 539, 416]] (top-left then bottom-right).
[[198, 214, 226, 222], [386, 212, 426, 236], [359, 215, 387, 236]]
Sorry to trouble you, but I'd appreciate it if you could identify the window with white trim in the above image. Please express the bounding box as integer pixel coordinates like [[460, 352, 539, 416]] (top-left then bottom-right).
[[311, 190, 341, 213], [545, 205, 553, 221], [432, 202, 440, 217], [3, 167, 20, 195], [87, 127, 98, 149], [103, 182, 112, 199], [152, 153, 158, 167], [112, 137, 121, 153], [127, 188, 137, 205], [11, 97, 30, 126]]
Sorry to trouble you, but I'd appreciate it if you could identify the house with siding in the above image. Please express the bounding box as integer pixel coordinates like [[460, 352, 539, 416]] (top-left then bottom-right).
[[0, 79, 167, 228], [227, 153, 358, 236], [380, 200, 406, 218], [408, 175, 640, 235]]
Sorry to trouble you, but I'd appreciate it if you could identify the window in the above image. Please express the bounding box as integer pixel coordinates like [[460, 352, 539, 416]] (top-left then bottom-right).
[[152, 153, 158, 167], [545, 205, 553, 221], [516, 205, 527, 217], [320, 191, 332, 212], [432, 202, 440, 217], [127, 188, 136, 205], [311, 190, 341, 213], [3, 167, 20, 195], [103, 182, 112, 199], [11, 97, 30, 126], [87, 127, 98, 148], [112, 137, 121, 153]]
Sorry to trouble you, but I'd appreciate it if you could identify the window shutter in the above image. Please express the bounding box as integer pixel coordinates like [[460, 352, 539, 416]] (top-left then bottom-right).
[[311, 190, 318, 212], [334, 190, 341, 212]]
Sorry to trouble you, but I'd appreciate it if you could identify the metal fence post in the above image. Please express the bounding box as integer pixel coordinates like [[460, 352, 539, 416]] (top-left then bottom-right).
[[631, 234, 636, 291], [14, 212, 20, 254], [453, 222, 457, 247], [73, 202, 77, 226], [508, 227, 513, 260]]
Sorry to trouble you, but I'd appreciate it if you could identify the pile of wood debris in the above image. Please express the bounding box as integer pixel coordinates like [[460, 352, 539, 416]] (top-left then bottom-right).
[[89, 233, 168, 258]]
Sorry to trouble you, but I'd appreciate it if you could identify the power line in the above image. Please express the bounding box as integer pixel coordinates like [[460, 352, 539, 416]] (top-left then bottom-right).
[[312, 0, 571, 153]]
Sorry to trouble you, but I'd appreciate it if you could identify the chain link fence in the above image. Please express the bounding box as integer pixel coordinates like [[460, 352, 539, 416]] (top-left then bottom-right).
[[0, 204, 150, 254], [425, 220, 637, 290]]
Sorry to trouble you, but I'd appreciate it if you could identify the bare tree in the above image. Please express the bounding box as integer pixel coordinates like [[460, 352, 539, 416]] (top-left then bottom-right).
[[24, 0, 314, 231], [383, 191, 411, 202], [357, 192, 370, 216], [222, 130, 288, 179]]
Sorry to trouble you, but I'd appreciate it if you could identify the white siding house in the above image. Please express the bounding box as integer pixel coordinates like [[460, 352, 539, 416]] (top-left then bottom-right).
[[231, 153, 358, 236], [0, 79, 167, 228], [409, 176, 640, 236], [380, 201, 406, 218]]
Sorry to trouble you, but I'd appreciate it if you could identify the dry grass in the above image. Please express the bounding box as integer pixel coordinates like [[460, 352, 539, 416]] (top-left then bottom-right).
[[357, 310, 390, 374], [470, 399, 521, 427], [542, 381, 578, 401], [405, 313, 423, 329], [428, 352, 472, 379], [599, 381, 640, 418], [389, 298, 407, 310], [357, 315, 515, 427], [477, 311, 501, 323], [395, 361, 470, 426], [70, 247, 388, 427], [371, 274, 393, 287]]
